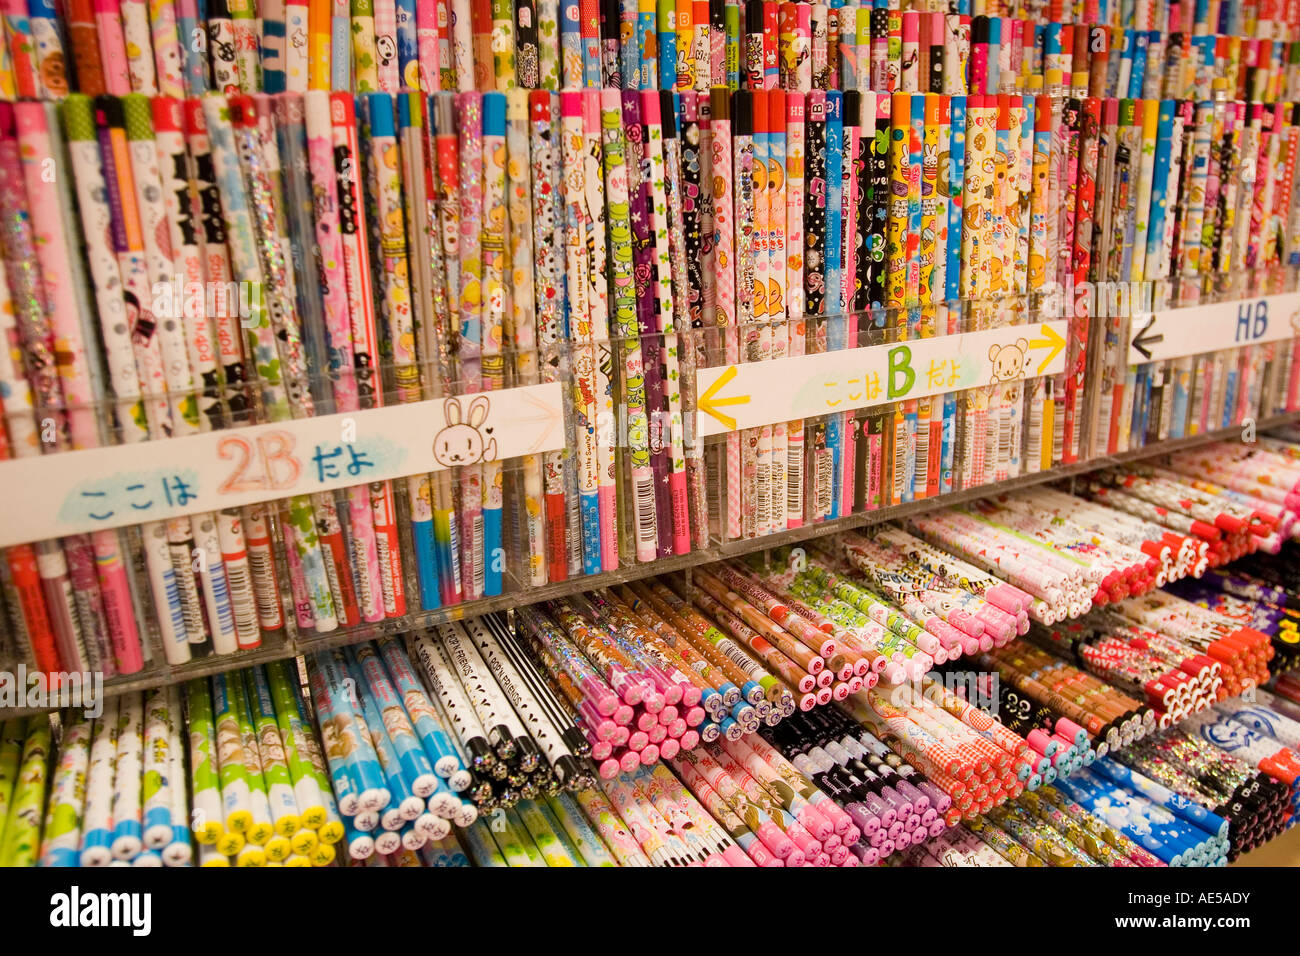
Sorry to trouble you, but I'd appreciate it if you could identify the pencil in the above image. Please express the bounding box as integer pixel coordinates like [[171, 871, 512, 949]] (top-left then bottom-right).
[[804, 88, 828, 518], [784, 89, 806, 529], [478, 91, 508, 596], [94, 0, 133, 95], [181, 97, 290, 635], [500, 90, 547, 587], [621, 89, 674, 556], [643, 91, 692, 554], [351, 0, 380, 90], [523, 92, 571, 581], [602, 89, 659, 562], [823, 89, 844, 519], [733, 88, 758, 538], [766, 88, 788, 535], [229, 0, 258, 90], [582, 90, 619, 569], [559, 91, 599, 576], [302, 91, 386, 624], [205, 94, 338, 631], [333, 91, 409, 616], [426, 95, 462, 606]]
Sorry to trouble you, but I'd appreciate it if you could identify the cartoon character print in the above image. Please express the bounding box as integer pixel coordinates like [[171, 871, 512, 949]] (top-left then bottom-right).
[[624, 366, 650, 468], [1029, 251, 1046, 290], [1199, 717, 1262, 754], [544, 452, 565, 489], [987, 338, 1029, 384], [376, 33, 397, 68], [215, 714, 243, 766], [1005, 191, 1023, 233], [259, 724, 287, 765], [39, 50, 67, 98], [321, 712, 359, 761], [751, 153, 769, 319], [988, 253, 1004, 292], [433, 395, 497, 466]]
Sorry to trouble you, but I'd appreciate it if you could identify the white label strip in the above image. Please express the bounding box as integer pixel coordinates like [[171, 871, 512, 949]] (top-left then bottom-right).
[[0, 383, 563, 548], [1127, 292, 1300, 364], [694, 322, 1069, 437]]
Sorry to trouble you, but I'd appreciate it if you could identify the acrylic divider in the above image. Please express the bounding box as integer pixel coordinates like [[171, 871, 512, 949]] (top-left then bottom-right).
[[5, 418, 1300, 714]]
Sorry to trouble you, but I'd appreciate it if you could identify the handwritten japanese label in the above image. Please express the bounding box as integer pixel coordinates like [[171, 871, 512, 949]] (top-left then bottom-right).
[[0, 384, 563, 548], [1127, 292, 1300, 364], [695, 323, 1068, 436]]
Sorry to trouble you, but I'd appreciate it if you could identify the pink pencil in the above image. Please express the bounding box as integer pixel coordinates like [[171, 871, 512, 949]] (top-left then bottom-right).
[[93, 0, 132, 94], [17, 103, 142, 674], [710, 88, 741, 542], [417, 0, 439, 89], [304, 92, 386, 623]]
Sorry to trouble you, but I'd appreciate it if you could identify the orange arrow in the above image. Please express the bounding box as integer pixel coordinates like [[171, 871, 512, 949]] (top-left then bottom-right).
[[697, 365, 751, 431], [516, 388, 565, 453]]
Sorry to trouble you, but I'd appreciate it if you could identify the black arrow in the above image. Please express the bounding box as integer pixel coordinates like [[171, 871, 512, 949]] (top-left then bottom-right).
[[1132, 317, 1164, 360]]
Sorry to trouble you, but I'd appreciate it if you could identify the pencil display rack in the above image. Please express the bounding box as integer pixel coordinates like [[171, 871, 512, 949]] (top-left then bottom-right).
[[3, 367, 1297, 703], [6, 0, 1300, 879], [6, 278, 1300, 694]]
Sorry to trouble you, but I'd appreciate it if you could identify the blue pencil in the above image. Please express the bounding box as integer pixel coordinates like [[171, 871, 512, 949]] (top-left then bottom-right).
[[824, 90, 844, 519], [942, 93, 964, 494], [1127, 30, 1147, 98]]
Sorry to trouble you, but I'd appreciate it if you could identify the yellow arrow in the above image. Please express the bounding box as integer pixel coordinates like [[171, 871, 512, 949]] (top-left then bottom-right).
[[697, 365, 751, 431], [1028, 323, 1067, 375]]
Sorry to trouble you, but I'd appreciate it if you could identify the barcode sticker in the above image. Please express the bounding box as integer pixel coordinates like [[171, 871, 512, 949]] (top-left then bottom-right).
[[374, 532, 397, 614], [997, 405, 1012, 482], [1052, 397, 1065, 464], [786, 438, 803, 524], [470, 516, 486, 596], [634, 475, 657, 546], [706, 449, 721, 530], [320, 539, 345, 622], [816, 448, 832, 520], [206, 562, 235, 639], [742, 440, 758, 540], [1096, 388, 1113, 458], [983, 404, 997, 485], [915, 407, 930, 499], [1026, 393, 1045, 474], [223, 556, 260, 643], [755, 461, 771, 537], [246, 542, 282, 630], [566, 477, 583, 572], [348, 530, 376, 623], [159, 563, 187, 640], [893, 423, 907, 504], [168, 542, 208, 645], [769, 431, 786, 537]]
